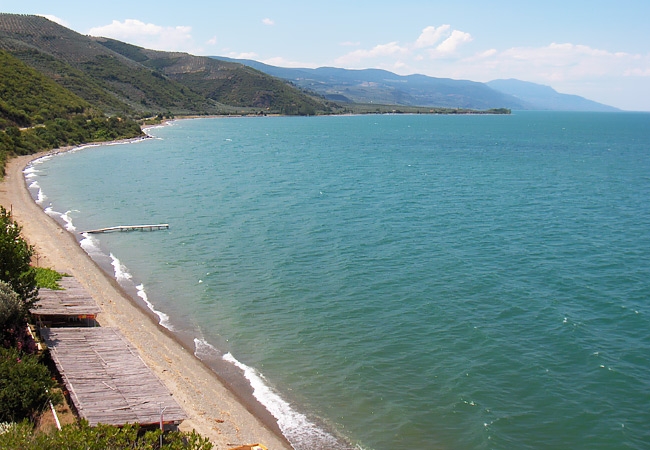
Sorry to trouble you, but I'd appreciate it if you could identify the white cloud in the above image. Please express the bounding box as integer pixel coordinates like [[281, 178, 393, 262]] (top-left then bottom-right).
[[88, 19, 194, 52], [335, 24, 473, 68], [227, 51, 259, 60], [435, 30, 473, 54], [38, 14, 69, 27], [262, 18, 275, 26], [414, 25, 450, 49], [262, 56, 317, 68], [335, 41, 408, 66], [207, 36, 218, 46]]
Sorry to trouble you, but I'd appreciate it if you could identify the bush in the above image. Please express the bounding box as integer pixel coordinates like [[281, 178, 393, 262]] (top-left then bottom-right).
[[0, 347, 59, 422], [0, 420, 214, 449], [0, 207, 37, 307], [0, 281, 35, 351]]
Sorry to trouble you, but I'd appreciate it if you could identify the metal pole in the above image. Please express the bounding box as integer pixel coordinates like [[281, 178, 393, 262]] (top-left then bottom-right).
[[159, 403, 167, 448]]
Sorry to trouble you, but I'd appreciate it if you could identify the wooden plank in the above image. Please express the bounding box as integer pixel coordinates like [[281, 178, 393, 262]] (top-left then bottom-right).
[[32, 278, 101, 317], [41, 327, 186, 426]]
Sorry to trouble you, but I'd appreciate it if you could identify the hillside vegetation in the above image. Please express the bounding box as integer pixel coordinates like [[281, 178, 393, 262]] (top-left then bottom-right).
[[95, 38, 335, 115], [0, 50, 142, 174], [0, 14, 332, 117]]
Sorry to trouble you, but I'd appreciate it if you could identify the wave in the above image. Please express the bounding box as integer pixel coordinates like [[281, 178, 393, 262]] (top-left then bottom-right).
[[136, 283, 173, 330], [221, 351, 345, 450], [29, 180, 48, 204], [194, 338, 345, 449], [108, 254, 174, 330]]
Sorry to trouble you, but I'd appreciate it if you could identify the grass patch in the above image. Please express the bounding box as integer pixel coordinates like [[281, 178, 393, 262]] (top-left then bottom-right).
[[33, 267, 69, 290]]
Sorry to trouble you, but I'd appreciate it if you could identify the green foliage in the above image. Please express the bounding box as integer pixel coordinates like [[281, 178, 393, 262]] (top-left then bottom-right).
[[0, 114, 143, 165], [0, 207, 37, 307], [0, 51, 90, 130], [0, 420, 214, 449], [0, 281, 36, 353], [34, 268, 67, 290], [0, 281, 26, 329], [0, 347, 59, 422]]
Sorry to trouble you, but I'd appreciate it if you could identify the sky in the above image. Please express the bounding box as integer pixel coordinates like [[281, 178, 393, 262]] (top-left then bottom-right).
[[2, 1, 649, 111]]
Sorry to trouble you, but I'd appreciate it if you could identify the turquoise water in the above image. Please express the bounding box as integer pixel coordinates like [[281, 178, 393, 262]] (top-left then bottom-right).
[[28, 112, 650, 449]]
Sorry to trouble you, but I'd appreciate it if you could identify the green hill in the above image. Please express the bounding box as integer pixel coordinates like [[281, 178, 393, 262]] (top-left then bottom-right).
[[0, 14, 333, 117], [94, 38, 332, 115], [0, 50, 142, 174], [0, 50, 90, 128]]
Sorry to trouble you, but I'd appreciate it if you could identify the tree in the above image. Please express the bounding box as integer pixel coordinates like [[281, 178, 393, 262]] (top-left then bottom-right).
[[0, 207, 37, 307]]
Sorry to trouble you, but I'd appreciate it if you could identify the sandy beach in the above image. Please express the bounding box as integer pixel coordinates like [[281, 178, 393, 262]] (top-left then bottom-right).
[[0, 148, 293, 450]]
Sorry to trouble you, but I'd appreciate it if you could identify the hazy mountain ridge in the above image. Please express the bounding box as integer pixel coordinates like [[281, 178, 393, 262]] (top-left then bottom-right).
[[213, 57, 619, 112], [487, 79, 620, 112]]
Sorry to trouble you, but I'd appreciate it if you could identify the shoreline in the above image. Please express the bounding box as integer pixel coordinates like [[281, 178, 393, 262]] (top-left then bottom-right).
[[1, 142, 293, 449]]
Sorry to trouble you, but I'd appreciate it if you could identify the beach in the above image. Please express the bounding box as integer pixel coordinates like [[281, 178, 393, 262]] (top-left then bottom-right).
[[0, 148, 293, 450]]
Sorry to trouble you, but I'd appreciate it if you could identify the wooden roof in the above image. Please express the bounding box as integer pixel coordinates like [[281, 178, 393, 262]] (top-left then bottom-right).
[[32, 277, 101, 317], [40, 327, 186, 426]]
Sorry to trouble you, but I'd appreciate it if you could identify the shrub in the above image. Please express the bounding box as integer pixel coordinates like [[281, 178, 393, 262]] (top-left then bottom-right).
[[0, 420, 214, 449], [0, 207, 37, 307], [0, 347, 59, 422]]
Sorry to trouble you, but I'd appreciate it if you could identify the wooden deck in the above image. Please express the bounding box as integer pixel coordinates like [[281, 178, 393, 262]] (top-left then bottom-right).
[[32, 277, 101, 319], [40, 327, 186, 426]]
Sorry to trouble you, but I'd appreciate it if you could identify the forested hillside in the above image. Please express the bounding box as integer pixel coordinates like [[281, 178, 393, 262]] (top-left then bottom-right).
[[0, 50, 142, 175]]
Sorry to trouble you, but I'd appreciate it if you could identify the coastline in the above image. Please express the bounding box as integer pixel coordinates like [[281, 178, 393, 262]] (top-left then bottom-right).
[[0, 143, 293, 449]]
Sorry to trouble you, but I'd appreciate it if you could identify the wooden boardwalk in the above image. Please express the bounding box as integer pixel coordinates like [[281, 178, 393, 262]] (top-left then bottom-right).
[[83, 224, 169, 234], [40, 327, 186, 426]]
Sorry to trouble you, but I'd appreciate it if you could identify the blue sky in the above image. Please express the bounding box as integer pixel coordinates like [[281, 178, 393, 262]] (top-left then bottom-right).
[[2, 1, 649, 110]]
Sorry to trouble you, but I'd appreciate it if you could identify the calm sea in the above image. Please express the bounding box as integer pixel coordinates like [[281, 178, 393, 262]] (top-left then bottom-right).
[[27, 112, 650, 449]]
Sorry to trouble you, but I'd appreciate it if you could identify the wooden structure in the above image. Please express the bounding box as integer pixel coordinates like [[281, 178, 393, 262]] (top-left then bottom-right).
[[83, 224, 169, 234], [32, 277, 100, 327], [40, 327, 186, 426]]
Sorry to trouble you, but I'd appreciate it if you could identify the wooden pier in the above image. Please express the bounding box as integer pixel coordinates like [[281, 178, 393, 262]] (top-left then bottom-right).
[[82, 224, 169, 234]]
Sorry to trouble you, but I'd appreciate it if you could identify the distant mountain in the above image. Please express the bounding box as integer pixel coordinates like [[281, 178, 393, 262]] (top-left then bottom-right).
[[213, 57, 619, 112], [486, 79, 620, 112], [213, 57, 527, 110]]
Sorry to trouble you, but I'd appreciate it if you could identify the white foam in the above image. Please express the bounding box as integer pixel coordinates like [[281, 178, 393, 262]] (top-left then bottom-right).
[[23, 167, 38, 179], [110, 253, 133, 282], [60, 210, 76, 232], [79, 232, 103, 257], [136, 283, 172, 330], [193, 338, 223, 360], [222, 352, 341, 450]]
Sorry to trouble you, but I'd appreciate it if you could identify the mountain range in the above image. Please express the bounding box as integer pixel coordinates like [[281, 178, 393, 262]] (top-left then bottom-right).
[[213, 57, 620, 112], [0, 12, 619, 126]]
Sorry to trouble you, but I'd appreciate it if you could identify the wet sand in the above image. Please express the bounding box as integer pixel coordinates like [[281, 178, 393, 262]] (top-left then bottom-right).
[[0, 148, 293, 450]]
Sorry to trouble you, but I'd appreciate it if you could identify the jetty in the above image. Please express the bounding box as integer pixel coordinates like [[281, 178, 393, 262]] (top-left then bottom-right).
[[82, 224, 169, 234]]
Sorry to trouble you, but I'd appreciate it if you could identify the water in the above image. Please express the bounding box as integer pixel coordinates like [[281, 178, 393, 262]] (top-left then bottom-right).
[[28, 112, 650, 449]]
